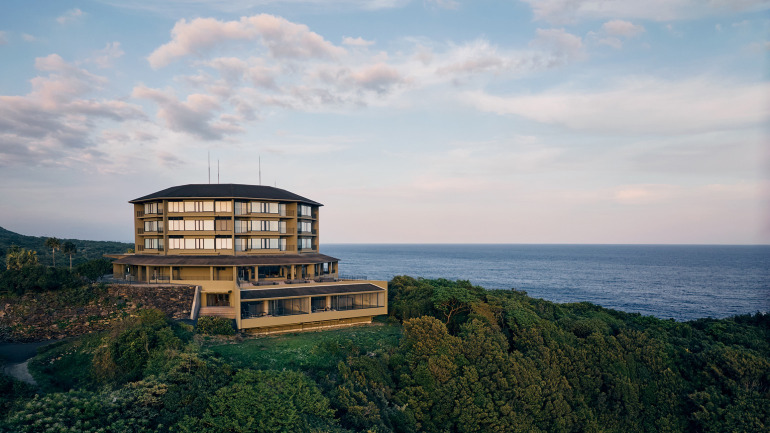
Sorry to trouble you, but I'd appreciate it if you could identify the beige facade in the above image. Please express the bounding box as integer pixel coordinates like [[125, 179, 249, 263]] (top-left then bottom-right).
[[112, 184, 387, 332]]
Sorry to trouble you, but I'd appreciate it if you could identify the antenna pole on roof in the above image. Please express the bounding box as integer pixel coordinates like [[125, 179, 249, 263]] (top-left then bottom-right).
[[259, 156, 262, 185], [208, 151, 211, 184], [218, 159, 220, 184]]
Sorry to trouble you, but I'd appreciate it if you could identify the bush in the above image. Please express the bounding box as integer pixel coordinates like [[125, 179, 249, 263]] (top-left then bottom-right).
[[76, 258, 114, 282], [0, 265, 82, 295], [196, 316, 235, 336]]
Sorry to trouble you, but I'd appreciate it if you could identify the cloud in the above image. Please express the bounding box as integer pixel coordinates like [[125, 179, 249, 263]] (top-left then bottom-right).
[[602, 20, 645, 37], [132, 85, 238, 140], [0, 31, 7, 45], [56, 8, 84, 25], [342, 36, 375, 47], [464, 77, 768, 135], [0, 54, 145, 167], [22, 33, 36, 42], [89, 42, 124, 68], [590, 20, 645, 49], [530, 28, 586, 64], [148, 14, 346, 68], [521, 0, 770, 24]]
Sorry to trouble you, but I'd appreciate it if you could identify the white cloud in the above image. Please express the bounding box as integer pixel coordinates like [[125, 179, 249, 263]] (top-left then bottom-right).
[[530, 28, 586, 64], [21, 33, 36, 42], [57, 8, 84, 25], [465, 77, 768, 134], [89, 42, 124, 68], [602, 20, 645, 37], [0, 31, 7, 45], [132, 85, 239, 140], [522, 0, 769, 24], [342, 36, 375, 47], [0, 54, 145, 167], [148, 14, 346, 68]]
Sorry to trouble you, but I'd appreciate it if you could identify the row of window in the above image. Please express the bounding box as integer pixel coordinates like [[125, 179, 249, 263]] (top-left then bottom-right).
[[143, 201, 315, 217], [167, 237, 232, 250], [241, 293, 383, 319], [235, 238, 288, 251], [234, 220, 286, 234]]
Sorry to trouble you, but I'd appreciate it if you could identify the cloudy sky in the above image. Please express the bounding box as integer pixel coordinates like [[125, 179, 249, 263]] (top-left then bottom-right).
[[0, 0, 768, 244]]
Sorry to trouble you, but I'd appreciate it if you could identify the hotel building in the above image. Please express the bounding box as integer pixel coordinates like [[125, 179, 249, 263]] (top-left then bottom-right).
[[111, 184, 387, 333]]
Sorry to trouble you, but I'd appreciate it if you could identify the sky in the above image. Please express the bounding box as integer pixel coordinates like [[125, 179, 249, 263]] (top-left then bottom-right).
[[0, 0, 768, 244]]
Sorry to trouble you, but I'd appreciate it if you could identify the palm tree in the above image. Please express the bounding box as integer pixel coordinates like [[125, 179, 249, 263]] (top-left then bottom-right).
[[62, 241, 77, 270], [45, 237, 61, 267]]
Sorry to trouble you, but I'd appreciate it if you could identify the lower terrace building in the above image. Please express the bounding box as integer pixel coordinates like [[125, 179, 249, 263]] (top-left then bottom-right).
[[109, 184, 387, 333]]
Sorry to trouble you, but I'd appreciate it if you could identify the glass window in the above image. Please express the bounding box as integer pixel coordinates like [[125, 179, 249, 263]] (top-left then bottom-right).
[[234, 201, 249, 215], [168, 201, 183, 213], [215, 237, 232, 250], [215, 201, 232, 213]]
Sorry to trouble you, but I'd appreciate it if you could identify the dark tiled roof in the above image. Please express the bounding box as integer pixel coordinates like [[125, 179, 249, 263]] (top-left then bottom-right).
[[113, 253, 338, 266], [130, 184, 322, 206], [241, 283, 385, 300]]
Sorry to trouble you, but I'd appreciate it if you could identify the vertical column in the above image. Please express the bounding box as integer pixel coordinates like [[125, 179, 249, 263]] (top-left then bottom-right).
[[325, 295, 331, 310]]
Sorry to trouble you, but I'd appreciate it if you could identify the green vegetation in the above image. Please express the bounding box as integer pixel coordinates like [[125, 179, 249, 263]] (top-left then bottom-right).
[[1, 276, 768, 432], [0, 226, 131, 269], [195, 316, 236, 336]]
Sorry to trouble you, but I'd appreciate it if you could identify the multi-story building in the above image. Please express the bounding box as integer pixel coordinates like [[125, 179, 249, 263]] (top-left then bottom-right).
[[111, 184, 387, 333]]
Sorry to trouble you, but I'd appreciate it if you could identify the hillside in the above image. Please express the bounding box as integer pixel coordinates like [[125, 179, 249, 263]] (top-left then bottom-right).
[[0, 226, 132, 268], [1, 277, 767, 432]]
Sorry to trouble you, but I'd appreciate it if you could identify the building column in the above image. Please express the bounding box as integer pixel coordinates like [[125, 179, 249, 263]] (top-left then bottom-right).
[[325, 295, 331, 310], [290, 265, 296, 280]]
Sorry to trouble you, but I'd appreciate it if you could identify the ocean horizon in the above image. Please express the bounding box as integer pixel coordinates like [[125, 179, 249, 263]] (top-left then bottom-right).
[[321, 243, 770, 322]]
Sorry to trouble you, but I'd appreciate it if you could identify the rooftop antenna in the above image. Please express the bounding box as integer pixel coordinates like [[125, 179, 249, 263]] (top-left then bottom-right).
[[259, 156, 262, 185], [208, 151, 211, 184], [217, 159, 220, 184]]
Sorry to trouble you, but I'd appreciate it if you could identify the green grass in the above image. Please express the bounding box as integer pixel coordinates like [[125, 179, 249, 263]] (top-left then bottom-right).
[[206, 323, 402, 372], [28, 332, 104, 392]]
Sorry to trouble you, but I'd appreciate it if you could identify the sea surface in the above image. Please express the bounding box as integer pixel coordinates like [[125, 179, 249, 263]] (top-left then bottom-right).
[[321, 244, 770, 321]]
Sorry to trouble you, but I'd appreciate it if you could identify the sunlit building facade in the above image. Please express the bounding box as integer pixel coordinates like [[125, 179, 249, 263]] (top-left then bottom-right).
[[111, 184, 387, 333]]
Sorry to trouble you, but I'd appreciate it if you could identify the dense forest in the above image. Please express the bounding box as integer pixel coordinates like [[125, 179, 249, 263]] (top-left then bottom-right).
[[0, 226, 132, 269], [1, 275, 768, 432]]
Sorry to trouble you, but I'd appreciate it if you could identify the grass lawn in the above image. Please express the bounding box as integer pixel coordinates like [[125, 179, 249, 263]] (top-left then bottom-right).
[[205, 323, 402, 372]]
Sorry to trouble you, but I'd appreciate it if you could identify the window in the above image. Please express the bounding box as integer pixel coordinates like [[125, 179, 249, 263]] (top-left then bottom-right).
[[234, 201, 249, 215], [331, 293, 382, 311], [268, 298, 308, 316], [144, 220, 163, 232], [234, 220, 249, 234], [279, 203, 286, 216], [144, 238, 162, 250], [183, 220, 214, 231], [299, 238, 313, 250], [215, 237, 232, 250], [183, 238, 214, 249], [298, 204, 312, 217], [168, 201, 183, 213], [168, 237, 183, 249], [144, 202, 160, 215], [235, 238, 248, 251], [251, 202, 279, 214], [252, 220, 278, 232], [168, 218, 183, 231], [206, 293, 230, 307], [251, 238, 278, 250], [215, 218, 230, 231], [298, 221, 312, 233], [183, 201, 214, 212], [215, 201, 232, 213]]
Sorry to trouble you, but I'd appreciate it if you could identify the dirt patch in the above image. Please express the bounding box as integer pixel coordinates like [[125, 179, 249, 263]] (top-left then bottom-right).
[[0, 285, 195, 342]]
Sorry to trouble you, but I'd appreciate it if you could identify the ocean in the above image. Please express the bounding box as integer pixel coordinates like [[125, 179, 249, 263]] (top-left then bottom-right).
[[321, 244, 770, 321]]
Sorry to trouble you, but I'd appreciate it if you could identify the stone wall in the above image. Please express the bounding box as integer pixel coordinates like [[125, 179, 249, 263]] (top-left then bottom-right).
[[0, 285, 196, 342]]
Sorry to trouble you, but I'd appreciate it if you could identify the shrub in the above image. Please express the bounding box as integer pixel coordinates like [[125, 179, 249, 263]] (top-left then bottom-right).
[[196, 316, 235, 336]]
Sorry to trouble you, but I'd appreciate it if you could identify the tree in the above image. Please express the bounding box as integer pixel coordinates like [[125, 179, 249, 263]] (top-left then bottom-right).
[[45, 237, 61, 267], [5, 246, 38, 270], [62, 241, 77, 270]]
